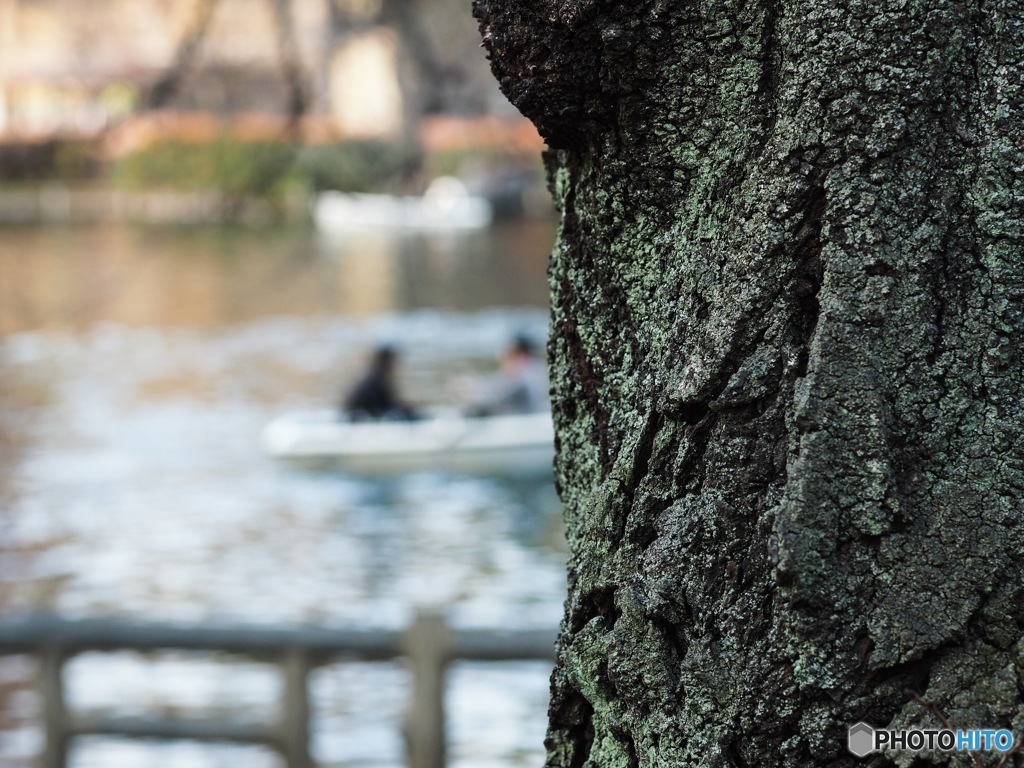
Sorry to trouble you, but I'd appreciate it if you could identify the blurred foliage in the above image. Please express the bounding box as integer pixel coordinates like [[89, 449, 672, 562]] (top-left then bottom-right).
[[0, 140, 101, 182], [1, 137, 546, 211], [292, 140, 420, 193], [112, 138, 423, 198], [113, 139, 297, 198], [111, 138, 543, 200], [424, 146, 543, 180]]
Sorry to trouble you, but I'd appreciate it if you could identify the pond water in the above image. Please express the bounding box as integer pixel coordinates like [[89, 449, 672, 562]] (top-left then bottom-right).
[[0, 219, 564, 767]]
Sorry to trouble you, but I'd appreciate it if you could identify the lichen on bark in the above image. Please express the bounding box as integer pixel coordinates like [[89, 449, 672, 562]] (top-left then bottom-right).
[[475, 0, 1024, 766]]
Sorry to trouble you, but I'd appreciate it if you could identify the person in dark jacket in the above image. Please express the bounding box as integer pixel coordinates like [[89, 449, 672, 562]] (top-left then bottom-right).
[[343, 346, 416, 420], [465, 334, 550, 417]]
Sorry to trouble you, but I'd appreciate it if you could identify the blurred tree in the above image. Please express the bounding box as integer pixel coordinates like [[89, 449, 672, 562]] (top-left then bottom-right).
[[268, 0, 310, 122], [144, 0, 222, 110], [325, 0, 500, 118], [476, 0, 1024, 766], [380, 0, 443, 113], [145, 0, 308, 126]]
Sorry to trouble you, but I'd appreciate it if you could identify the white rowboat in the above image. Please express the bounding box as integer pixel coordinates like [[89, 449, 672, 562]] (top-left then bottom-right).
[[313, 177, 493, 232], [261, 410, 554, 477]]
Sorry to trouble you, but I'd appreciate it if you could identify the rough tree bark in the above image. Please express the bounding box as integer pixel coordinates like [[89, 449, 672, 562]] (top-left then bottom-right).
[[475, 1, 1023, 766]]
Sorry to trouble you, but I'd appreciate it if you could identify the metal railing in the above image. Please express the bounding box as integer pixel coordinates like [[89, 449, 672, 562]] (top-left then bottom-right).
[[0, 612, 556, 768]]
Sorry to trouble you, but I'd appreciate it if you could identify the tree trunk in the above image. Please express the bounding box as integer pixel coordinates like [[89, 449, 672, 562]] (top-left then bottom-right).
[[474, 1, 1024, 766]]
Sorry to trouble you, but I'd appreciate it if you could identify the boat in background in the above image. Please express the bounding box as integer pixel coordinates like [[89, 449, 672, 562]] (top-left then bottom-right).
[[313, 176, 493, 233], [261, 410, 554, 477]]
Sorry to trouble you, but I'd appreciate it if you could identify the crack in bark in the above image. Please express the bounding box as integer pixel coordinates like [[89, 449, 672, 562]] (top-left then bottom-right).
[[558, 300, 613, 470], [753, 0, 782, 162], [790, 180, 826, 350]]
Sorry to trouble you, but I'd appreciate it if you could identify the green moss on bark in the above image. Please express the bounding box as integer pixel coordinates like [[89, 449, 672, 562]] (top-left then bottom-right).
[[476, 0, 1024, 765]]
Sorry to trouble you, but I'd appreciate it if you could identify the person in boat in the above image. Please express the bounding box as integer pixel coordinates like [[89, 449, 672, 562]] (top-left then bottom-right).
[[465, 335, 550, 417], [343, 345, 417, 421]]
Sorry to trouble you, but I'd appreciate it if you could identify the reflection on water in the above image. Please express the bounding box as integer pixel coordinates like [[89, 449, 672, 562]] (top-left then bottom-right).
[[0, 221, 553, 333], [0, 221, 562, 767]]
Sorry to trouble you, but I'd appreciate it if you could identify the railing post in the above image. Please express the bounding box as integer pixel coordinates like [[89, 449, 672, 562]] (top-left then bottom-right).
[[403, 612, 451, 768], [39, 646, 69, 768], [280, 648, 313, 768]]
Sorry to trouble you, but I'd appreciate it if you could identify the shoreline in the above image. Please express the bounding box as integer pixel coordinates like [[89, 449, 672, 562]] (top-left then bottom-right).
[[0, 183, 311, 226]]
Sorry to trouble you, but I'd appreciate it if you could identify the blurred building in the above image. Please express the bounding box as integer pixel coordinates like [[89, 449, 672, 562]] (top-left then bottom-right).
[[0, 0, 524, 147]]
